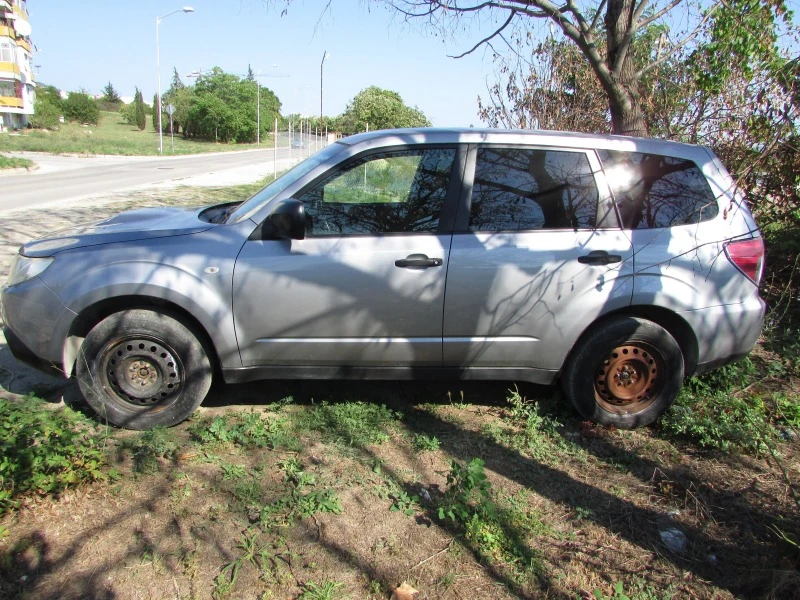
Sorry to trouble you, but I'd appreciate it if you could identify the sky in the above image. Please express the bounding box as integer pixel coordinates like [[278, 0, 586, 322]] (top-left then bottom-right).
[[26, 0, 508, 126]]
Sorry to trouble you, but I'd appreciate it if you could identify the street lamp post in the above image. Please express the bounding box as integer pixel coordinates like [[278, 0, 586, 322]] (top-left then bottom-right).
[[156, 6, 194, 155], [320, 51, 328, 124]]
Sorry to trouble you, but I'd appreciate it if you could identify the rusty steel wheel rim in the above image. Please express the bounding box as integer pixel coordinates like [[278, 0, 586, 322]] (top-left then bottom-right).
[[594, 343, 664, 414]]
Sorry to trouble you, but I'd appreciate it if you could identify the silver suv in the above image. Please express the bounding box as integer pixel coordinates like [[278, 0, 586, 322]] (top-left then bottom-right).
[[1, 129, 765, 430]]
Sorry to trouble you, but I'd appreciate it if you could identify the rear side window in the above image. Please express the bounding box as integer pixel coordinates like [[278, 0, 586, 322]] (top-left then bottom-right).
[[469, 147, 599, 231], [598, 150, 719, 229]]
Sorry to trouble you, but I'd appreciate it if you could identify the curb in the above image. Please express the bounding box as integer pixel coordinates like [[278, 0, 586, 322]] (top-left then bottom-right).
[[0, 164, 40, 177]]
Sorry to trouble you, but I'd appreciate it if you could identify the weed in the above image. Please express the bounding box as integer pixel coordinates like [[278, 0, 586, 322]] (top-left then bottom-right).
[[412, 433, 441, 452], [220, 462, 248, 481], [118, 426, 178, 474], [0, 395, 115, 518], [231, 478, 265, 508], [259, 460, 342, 526], [390, 490, 421, 516], [299, 579, 346, 600], [593, 581, 631, 600], [483, 388, 570, 464], [437, 458, 544, 589], [189, 411, 300, 451], [295, 401, 401, 447]]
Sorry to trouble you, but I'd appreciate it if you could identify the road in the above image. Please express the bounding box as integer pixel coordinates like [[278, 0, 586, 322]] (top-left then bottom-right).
[[0, 147, 312, 212]]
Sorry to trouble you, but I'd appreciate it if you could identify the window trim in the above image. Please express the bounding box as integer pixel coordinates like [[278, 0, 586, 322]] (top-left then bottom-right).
[[457, 143, 616, 234], [293, 143, 466, 239]]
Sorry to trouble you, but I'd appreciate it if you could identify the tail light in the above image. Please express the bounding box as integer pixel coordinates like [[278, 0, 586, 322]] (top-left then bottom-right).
[[724, 237, 765, 285]]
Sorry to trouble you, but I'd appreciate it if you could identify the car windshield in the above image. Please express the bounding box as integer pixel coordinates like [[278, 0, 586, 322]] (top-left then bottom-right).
[[226, 143, 347, 224]]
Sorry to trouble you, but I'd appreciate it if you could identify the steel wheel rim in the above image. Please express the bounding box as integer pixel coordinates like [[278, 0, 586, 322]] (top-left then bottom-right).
[[594, 343, 664, 414], [100, 337, 184, 408]]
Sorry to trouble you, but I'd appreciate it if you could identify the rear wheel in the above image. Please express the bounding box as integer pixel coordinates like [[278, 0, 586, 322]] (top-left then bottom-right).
[[562, 316, 683, 429], [76, 309, 212, 430]]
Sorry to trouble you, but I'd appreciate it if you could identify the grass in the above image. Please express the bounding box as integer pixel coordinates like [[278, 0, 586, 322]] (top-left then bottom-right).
[[0, 183, 799, 599], [0, 155, 33, 170], [0, 111, 270, 156]]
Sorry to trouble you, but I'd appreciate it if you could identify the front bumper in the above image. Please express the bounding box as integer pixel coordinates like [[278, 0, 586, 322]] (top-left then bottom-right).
[[1, 276, 76, 370]]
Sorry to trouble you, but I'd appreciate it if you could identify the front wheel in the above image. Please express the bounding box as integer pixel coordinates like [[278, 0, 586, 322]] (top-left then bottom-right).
[[76, 309, 212, 430], [562, 316, 684, 429]]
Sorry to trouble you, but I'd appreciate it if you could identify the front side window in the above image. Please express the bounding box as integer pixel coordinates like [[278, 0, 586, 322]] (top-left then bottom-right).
[[469, 147, 599, 232], [299, 148, 456, 236], [598, 150, 719, 229]]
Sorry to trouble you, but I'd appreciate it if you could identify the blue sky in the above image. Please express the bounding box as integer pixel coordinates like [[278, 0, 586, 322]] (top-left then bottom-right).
[[28, 0, 505, 126]]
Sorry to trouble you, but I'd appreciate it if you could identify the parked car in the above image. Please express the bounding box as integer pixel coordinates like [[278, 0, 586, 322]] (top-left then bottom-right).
[[1, 128, 765, 430]]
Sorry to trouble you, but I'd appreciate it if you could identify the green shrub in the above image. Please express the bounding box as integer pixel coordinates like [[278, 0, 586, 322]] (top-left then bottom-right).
[[119, 102, 138, 126], [0, 396, 114, 517], [30, 96, 62, 129], [62, 91, 100, 125], [661, 359, 798, 454]]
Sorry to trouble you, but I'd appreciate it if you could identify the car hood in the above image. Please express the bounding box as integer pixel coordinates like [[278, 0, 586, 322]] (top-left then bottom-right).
[[21, 206, 214, 257]]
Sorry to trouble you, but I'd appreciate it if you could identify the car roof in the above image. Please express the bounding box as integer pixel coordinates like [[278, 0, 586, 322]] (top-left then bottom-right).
[[336, 128, 713, 162]]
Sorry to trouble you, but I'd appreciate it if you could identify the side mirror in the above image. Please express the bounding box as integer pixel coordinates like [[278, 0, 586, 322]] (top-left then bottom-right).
[[265, 199, 305, 240]]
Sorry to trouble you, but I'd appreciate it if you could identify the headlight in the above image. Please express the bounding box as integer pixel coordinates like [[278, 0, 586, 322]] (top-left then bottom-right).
[[6, 254, 54, 287]]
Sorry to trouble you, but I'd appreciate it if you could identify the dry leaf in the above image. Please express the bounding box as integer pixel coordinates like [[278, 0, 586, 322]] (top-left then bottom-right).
[[391, 582, 419, 600]]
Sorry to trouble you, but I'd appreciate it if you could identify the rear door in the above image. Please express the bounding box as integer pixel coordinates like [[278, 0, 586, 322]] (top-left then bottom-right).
[[442, 145, 634, 375], [233, 146, 463, 368]]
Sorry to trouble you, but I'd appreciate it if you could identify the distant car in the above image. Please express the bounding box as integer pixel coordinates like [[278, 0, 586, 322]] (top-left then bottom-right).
[[2, 128, 765, 430], [291, 138, 306, 149]]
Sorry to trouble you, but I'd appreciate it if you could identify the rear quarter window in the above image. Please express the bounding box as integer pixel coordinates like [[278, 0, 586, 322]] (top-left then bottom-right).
[[598, 150, 719, 229]]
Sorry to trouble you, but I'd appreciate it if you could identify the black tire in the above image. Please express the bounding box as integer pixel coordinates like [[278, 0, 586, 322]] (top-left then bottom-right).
[[562, 316, 684, 429], [76, 309, 212, 430]]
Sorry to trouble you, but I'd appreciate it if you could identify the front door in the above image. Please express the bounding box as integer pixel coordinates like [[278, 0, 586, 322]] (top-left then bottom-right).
[[233, 146, 459, 368]]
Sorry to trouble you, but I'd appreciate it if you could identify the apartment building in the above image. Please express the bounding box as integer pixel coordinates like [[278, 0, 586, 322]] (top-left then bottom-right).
[[0, 0, 34, 130]]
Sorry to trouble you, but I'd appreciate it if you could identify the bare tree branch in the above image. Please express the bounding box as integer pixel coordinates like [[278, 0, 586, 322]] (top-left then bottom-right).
[[590, 0, 608, 32], [449, 10, 517, 58]]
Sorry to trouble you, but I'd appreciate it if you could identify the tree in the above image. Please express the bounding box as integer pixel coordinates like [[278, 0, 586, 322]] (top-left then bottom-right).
[[339, 86, 431, 133], [30, 85, 63, 129], [152, 93, 160, 131], [385, 0, 793, 136], [134, 87, 147, 131], [101, 81, 121, 103], [182, 67, 282, 143], [31, 96, 61, 129]]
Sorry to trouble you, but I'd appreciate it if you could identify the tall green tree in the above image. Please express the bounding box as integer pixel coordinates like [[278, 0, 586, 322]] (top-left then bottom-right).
[[133, 87, 146, 131]]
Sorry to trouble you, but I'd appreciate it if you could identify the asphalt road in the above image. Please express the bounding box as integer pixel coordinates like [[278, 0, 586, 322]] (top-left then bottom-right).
[[0, 147, 308, 212]]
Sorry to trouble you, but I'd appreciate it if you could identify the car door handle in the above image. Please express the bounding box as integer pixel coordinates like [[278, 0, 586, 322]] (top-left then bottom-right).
[[578, 251, 622, 265], [395, 254, 443, 269]]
